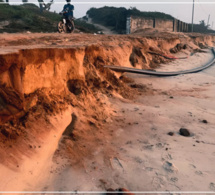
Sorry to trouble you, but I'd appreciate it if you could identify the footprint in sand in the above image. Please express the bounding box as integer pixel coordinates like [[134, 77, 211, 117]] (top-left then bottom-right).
[[189, 164, 196, 169], [134, 156, 143, 164], [134, 107, 139, 111], [170, 177, 178, 183], [162, 153, 173, 160], [152, 176, 166, 190], [209, 183, 215, 191], [143, 145, 154, 150], [163, 161, 178, 173], [156, 142, 165, 148], [145, 167, 153, 172], [195, 170, 203, 176]]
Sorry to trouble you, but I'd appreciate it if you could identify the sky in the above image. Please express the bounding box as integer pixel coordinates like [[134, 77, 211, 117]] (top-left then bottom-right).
[[4, 0, 215, 29]]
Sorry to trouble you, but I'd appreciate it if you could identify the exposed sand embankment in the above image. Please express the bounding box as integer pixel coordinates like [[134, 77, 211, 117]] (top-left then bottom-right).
[[0, 33, 215, 193]]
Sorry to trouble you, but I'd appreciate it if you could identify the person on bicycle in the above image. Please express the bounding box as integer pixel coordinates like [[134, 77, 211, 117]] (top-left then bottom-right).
[[62, 0, 74, 24]]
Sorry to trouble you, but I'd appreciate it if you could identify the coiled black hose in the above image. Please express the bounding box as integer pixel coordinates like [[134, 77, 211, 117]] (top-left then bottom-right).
[[104, 48, 215, 77]]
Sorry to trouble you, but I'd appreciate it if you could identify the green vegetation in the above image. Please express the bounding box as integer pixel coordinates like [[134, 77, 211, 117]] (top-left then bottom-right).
[[87, 6, 174, 33], [127, 7, 174, 19], [87, 6, 215, 34], [191, 20, 215, 33], [87, 7, 127, 34], [0, 3, 59, 32], [0, 3, 214, 34], [0, 3, 99, 33]]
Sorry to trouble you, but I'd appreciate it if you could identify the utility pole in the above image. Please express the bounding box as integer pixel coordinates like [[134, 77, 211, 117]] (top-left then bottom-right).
[[207, 14, 210, 27], [191, 0, 195, 32]]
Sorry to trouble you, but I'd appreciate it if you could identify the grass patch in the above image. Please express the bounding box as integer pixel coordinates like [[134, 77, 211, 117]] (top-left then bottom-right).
[[0, 3, 99, 33]]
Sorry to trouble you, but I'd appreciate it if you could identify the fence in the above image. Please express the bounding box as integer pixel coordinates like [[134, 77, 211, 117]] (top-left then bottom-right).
[[126, 16, 189, 34]]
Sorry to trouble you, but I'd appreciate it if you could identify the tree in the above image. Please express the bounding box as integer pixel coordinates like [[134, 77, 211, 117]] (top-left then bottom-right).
[[38, 0, 53, 13], [199, 20, 206, 27], [44, 0, 53, 11]]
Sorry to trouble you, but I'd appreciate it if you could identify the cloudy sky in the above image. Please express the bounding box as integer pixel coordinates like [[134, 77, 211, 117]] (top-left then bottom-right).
[[6, 0, 215, 29]]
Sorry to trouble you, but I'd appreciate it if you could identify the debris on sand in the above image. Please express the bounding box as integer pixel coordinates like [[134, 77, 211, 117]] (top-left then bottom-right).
[[179, 128, 191, 137], [163, 161, 178, 173], [168, 132, 174, 136], [201, 119, 208, 124], [110, 157, 124, 170]]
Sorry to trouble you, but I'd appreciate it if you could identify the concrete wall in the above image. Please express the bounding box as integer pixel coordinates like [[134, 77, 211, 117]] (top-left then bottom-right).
[[155, 19, 173, 32], [173, 19, 177, 32], [130, 16, 154, 33], [127, 16, 189, 34]]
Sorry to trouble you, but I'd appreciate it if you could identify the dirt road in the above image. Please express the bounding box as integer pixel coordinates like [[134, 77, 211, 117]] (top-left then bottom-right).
[[86, 18, 117, 35]]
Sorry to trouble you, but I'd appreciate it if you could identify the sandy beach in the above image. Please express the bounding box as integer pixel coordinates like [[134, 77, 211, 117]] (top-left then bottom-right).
[[0, 33, 215, 194]]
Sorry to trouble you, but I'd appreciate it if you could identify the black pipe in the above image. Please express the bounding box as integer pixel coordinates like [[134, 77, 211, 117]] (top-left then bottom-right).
[[104, 48, 215, 77]]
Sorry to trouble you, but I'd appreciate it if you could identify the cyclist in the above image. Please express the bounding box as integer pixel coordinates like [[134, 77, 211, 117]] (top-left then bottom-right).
[[62, 0, 74, 24]]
